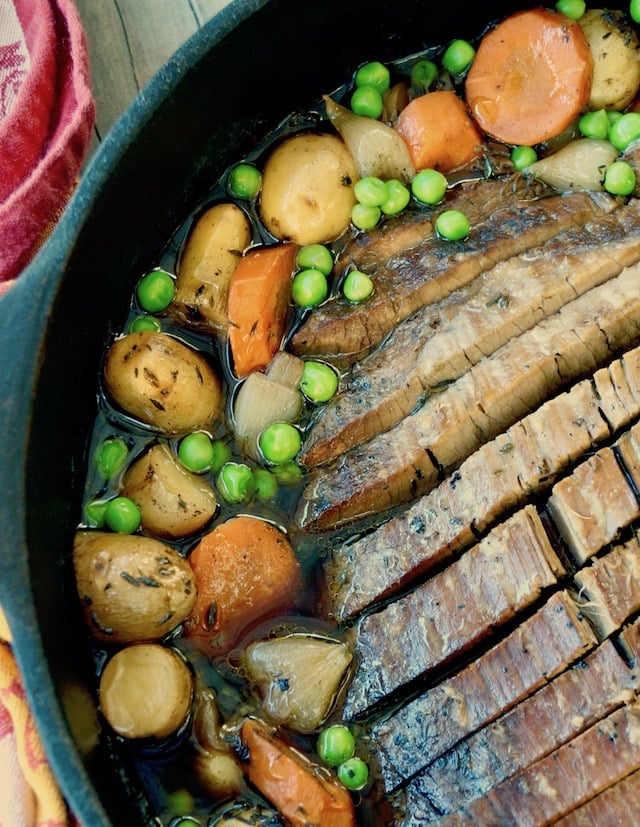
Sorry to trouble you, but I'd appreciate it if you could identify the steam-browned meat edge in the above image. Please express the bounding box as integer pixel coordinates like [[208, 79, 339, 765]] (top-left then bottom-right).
[[367, 591, 597, 789], [548, 446, 640, 565], [302, 198, 640, 468], [298, 261, 640, 533], [324, 346, 640, 623], [290, 188, 611, 361], [618, 615, 640, 664], [333, 173, 548, 276], [553, 768, 640, 827], [574, 534, 640, 638], [433, 703, 640, 827], [394, 639, 638, 819], [342, 506, 563, 719]]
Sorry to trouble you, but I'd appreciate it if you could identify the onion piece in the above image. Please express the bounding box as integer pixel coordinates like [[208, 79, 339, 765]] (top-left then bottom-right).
[[265, 350, 305, 388], [524, 138, 619, 192], [244, 633, 353, 733], [324, 95, 416, 182], [233, 371, 303, 458]]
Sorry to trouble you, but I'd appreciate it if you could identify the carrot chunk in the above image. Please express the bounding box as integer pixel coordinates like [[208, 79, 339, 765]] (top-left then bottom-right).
[[227, 243, 297, 377], [183, 516, 301, 652], [465, 7, 593, 146], [394, 89, 483, 172], [240, 718, 357, 827]]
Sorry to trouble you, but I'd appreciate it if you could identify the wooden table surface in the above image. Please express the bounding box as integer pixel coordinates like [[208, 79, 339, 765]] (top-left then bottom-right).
[[75, 0, 233, 151]]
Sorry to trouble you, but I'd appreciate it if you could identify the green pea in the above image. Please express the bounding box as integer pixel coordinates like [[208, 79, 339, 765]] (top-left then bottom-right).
[[632, 0, 640, 24], [272, 461, 303, 486], [337, 756, 369, 790], [178, 432, 215, 473], [167, 788, 195, 818], [604, 160, 637, 196], [228, 163, 262, 199], [317, 725, 356, 767], [411, 59, 438, 94], [411, 169, 448, 204], [343, 270, 374, 303], [351, 203, 381, 230], [104, 496, 141, 534], [259, 422, 302, 465], [296, 244, 333, 276], [94, 437, 129, 480], [129, 314, 161, 333], [381, 179, 410, 216], [136, 269, 175, 313], [216, 462, 254, 503], [209, 440, 232, 473], [350, 85, 384, 119], [435, 209, 470, 241], [301, 361, 339, 403], [253, 468, 279, 501], [578, 109, 609, 140], [354, 176, 387, 207], [607, 109, 623, 127], [442, 39, 475, 76], [510, 146, 538, 171], [608, 111, 640, 151], [555, 0, 585, 18], [355, 61, 391, 95], [291, 269, 328, 308], [84, 499, 108, 528]]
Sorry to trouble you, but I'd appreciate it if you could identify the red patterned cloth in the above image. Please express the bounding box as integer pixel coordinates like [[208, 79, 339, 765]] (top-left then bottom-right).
[[0, 0, 94, 287]]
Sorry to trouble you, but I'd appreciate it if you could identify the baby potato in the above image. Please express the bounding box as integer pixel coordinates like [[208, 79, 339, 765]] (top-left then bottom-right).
[[174, 203, 251, 331], [579, 9, 640, 111], [99, 644, 193, 739], [122, 443, 217, 539], [259, 132, 358, 245], [73, 531, 196, 644], [103, 331, 222, 434]]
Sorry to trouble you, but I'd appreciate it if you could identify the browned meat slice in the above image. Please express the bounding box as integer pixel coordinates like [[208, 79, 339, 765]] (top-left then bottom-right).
[[302, 199, 640, 468], [574, 535, 640, 638], [433, 703, 640, 827], [290, 190, 613, 361], [616, 419, 640, 491], [297, 261, 640, 533], [547, 447, 640, 565], [368, 591, 597, 790], [617, 615, 640, 664], [335, 174, 549, 275], [395, 640, 638, 818], [342, 506, 563, 719], [324, 362, 619, 622], [553, 768, 640, 827]]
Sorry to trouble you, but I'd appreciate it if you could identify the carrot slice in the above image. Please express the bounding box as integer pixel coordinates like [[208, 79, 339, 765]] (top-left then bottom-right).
[[227, 243, 297, 377], [240, 718, 356, 827], [395, 90, 483, 173], [465, 8, 593, 146], [184, 516, 301, 652]]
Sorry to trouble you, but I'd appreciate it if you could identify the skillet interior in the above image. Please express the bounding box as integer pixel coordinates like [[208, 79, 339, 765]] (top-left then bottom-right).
[[0, 0, 583, 822]]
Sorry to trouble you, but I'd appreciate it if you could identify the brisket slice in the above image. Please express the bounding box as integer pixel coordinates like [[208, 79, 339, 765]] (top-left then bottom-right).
[[333, 174, 549, 276], [553, 768, 640, 827], [548, 446, 640, 566], [574, 534, 640, 638], [302, 197, 640, 468], [290, 189, 612, 361], [342, 506, 563, 719], [324, 345, 640, 623], [297, 261, 640, 533], [432, 703, 640, 827], [394, 640, 638, 818], [368, 591, 597, 790]]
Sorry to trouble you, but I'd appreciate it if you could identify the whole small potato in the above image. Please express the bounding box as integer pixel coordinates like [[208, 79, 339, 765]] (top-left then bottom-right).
[[174, 202, 251, 331], [580, 9, 640, 111], [122, 443, 218, 539], [103, 331, 222, 434], [259, 132, 358, 245], [99, 644, 193, 739], [73, 531, 196, 643]]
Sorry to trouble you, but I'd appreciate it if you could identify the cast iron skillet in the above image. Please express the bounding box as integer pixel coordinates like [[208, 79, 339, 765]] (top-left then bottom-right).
[[0, 0, 588, 822]]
